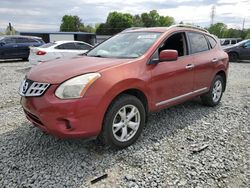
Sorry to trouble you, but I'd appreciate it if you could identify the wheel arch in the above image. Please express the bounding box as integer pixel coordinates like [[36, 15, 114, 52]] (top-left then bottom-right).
[[108, 88, 149, 115], [216, 70, 227, 92]]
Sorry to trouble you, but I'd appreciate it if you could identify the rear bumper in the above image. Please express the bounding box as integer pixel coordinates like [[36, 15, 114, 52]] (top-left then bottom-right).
[[20, 85, 105, 138]]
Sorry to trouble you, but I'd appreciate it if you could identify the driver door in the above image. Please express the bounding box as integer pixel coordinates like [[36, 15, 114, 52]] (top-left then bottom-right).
[[149, 32, 194, 108], [240, 41, 250, 60]]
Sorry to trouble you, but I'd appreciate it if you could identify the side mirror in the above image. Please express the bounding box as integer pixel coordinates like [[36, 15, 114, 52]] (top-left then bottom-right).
[[159, 50, 178, 62], [0, 42, 5, 46]]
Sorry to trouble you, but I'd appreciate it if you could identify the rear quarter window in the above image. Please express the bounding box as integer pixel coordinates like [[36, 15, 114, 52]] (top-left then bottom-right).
[[188, 32, 209, 54], [206, 35, 217, 49], [55, 43, 77, 50]]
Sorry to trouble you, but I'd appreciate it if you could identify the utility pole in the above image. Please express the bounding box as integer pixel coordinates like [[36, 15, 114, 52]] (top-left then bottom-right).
[[210, 5, 216, 26], [242, 18, 245, 30], [9, 23, 13, 35], [241, 18, 245, 39]]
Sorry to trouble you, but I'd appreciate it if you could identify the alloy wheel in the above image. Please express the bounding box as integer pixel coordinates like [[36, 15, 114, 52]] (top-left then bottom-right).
[[112, 105, 140, 142]]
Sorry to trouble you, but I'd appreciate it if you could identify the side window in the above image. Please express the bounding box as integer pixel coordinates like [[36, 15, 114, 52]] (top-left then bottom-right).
[[16, 38, 26, 43], [206, 35, 217, 48], [223, 40, 230, 45], [231, 40, 236, 45], [244, 41, 250, 48], [3, 38, 16, 44], [56, 43, 77, 50], [27, 38, 38, 43], [75, 43, 92, 50], [188, 32, 209, 54], [158, 32, 188, 57]]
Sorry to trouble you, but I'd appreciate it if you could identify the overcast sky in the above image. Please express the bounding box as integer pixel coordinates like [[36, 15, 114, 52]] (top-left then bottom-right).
[[0, 0, 249, 32]]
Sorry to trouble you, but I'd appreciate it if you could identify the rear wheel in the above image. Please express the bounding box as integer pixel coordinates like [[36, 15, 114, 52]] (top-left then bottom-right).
[[98, 94, 146, 149], [228, 52, 238, 62], [201, 75, 224, 107]]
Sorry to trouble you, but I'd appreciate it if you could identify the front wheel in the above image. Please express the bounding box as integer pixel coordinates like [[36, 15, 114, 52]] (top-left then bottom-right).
[[201, 75, 224, 107], [98, 94, 146, 149]]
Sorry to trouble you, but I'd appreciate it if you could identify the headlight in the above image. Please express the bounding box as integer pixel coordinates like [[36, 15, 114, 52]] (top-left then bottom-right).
[[55, 73, 101, 99]]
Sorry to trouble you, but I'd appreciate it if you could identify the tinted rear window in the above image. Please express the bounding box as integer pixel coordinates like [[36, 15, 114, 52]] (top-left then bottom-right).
[[188, 32, 209, 54], [40, 43, 56, 48], [55, 43, 77, 50]]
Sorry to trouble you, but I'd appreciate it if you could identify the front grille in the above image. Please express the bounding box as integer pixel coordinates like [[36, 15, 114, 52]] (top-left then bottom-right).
[[19, 79, 50, 97], [24, 109, 44, 126]]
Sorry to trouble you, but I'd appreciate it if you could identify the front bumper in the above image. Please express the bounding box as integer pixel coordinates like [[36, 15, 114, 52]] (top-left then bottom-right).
[[20, 85, 104, 138]]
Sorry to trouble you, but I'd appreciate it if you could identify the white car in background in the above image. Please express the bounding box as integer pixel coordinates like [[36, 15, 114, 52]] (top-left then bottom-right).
[[28, 41, 93, 65]]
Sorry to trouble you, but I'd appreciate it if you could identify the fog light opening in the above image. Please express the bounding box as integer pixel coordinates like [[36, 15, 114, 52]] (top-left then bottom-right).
[[65, 120, 72, 130]]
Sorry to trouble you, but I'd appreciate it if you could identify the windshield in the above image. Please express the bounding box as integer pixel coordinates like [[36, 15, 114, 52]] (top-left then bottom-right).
[[87, 32, 162, 58]]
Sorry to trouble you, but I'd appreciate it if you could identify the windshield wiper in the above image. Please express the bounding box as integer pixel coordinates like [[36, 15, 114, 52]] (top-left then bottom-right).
[[88, 55, 107, 58]]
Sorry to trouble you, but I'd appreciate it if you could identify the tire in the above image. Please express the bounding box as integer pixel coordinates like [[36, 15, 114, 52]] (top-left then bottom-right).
[[228, 52, 238, 62], [98, 94, 146, 149], [201, 75, 224, 107]]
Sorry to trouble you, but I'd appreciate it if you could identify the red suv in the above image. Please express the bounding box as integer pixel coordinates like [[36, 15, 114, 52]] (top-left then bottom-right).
[[19, 25, 229, 148]]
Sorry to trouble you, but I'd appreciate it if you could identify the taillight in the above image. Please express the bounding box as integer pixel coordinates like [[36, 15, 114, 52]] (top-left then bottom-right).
[[36, 51, 46, 55]]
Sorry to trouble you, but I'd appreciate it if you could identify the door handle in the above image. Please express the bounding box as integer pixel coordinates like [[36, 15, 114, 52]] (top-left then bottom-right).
[[13, 45, 18, 47], [186, 64, 194, 70], [212, 58, 219, 63]]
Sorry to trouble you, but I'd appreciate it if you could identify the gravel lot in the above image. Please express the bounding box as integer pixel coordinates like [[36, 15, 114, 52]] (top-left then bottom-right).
[[0, 60, 249, 188]]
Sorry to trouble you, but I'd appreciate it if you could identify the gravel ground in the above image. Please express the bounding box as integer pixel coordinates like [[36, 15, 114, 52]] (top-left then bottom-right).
[[0, 60, 249, 188]]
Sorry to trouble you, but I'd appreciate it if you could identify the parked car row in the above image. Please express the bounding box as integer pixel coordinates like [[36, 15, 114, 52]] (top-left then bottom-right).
[[19, 25, 229, 148], [220, 38, 242, 47], [0, 35, 93, 64], [223, 39, 250, 62], [29, 41, 93, 65], [0, 35, 44, 60]]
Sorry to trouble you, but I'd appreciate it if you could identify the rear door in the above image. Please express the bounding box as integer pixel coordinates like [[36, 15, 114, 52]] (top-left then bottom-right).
[[187, 32, 216, 91], [15, 37, 30, 58], [55, 42, 81, 57]]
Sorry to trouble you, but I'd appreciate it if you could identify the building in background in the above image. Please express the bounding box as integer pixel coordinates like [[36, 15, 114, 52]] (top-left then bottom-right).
[[19, 31, 96, 45]]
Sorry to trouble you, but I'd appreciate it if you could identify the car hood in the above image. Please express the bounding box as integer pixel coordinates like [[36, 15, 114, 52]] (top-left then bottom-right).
[[26, 56, 132, 84]]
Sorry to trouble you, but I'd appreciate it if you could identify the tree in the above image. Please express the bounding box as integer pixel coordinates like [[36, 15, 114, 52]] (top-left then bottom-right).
[[96, 12, 133, 35], [96, 23, 110, 35], [5, 24, 17, 35], [60, 15, 83, 32], [133, 14, 144, 27], [245, 29, 250, 39], [158, 16, 175, 27], [106, 12, 133, 34], [207, 23, 228, 38], [141, 10, 160, 27], [140, 10, 174, 27]]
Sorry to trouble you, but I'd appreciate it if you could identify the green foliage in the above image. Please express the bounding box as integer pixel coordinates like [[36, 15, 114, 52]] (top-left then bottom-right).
[[96, 10, 175, 35], [60, 15, 96, 33], [133, 14, 144, 27], [207, 23, 228, 38], [5, 25, 17, 35], [207, 23, 249, 39], [244, 29, 250, 39], [60, 15, 83, 32], [96, 12, 134, 35], [159, 16, 175, 27]]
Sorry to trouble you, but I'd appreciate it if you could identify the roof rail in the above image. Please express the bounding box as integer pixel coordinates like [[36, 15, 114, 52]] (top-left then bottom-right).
[[170, 24, 209, 33], [122, 27, 146, 32]]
